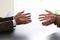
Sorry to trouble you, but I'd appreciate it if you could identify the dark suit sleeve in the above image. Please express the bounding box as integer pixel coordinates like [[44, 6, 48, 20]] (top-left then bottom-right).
[[0, 17, 13, 22], [0, 17, 15, 33], [0, 20, 14, 32], [54, 15, 60, 27]]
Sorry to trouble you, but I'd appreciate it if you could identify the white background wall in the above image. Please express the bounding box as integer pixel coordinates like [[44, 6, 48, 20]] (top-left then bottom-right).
[[14, 0, 60, 40], [0, 0, 14, 17]]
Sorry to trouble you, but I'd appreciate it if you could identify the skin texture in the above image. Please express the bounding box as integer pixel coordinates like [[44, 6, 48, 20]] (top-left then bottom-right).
[[39, 10, 56, 26], [14, 11, 32, 25]]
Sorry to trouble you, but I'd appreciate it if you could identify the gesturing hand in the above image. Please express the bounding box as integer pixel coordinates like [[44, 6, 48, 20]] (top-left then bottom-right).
[[39, 10, 56, 26], [14, 11, 32, 25]]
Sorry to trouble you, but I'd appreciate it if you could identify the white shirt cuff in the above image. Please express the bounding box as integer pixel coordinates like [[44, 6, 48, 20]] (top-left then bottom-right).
[[12, 18, 16, 27]]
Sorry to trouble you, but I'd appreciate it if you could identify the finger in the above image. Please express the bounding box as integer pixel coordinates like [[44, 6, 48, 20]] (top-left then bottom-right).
[[25, 17, 31, 19], [42, 22, 48, 26], [42, 22, 50, 26], [27, 17, 31, 19], [26, 19, 32, 23], [39, 17, 45, 19], [24, 15, 31, 18], [42, 19, 50, 22], [45, 10, 53, 14], [39, 14, 47, 16], [19, 11, 25, 14], [40, 18, 47, 21], [26, 15, 31, 17], [42, 19, 51, 26], [24, 13, 31, 15], [42, 21, 49, 26], [24, 19, 32, 24]]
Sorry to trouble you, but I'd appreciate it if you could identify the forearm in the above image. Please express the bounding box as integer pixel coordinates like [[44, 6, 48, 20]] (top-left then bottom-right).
[[0, 17, 13, 22], [0, 16, 16, 26], [0, 20, 14, 32]]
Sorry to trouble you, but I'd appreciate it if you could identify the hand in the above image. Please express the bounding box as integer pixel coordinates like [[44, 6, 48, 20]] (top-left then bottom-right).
[[39, 10, 56, 26], [14, 11, 32, 25]]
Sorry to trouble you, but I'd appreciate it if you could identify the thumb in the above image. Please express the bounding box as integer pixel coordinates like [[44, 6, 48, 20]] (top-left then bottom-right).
[[16, 10, 24, 16], [45, 10, 53, 14], [19, 10, 25, 14], [20, 11, 24, 13]]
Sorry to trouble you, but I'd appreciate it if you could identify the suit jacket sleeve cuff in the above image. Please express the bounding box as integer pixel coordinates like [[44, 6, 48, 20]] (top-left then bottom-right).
[[54, 14, 57, 25], [54, 15, 60, 27]]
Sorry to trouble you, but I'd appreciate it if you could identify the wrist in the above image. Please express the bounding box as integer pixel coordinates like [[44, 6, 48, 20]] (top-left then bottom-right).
[[13, 16, 21, 25]]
